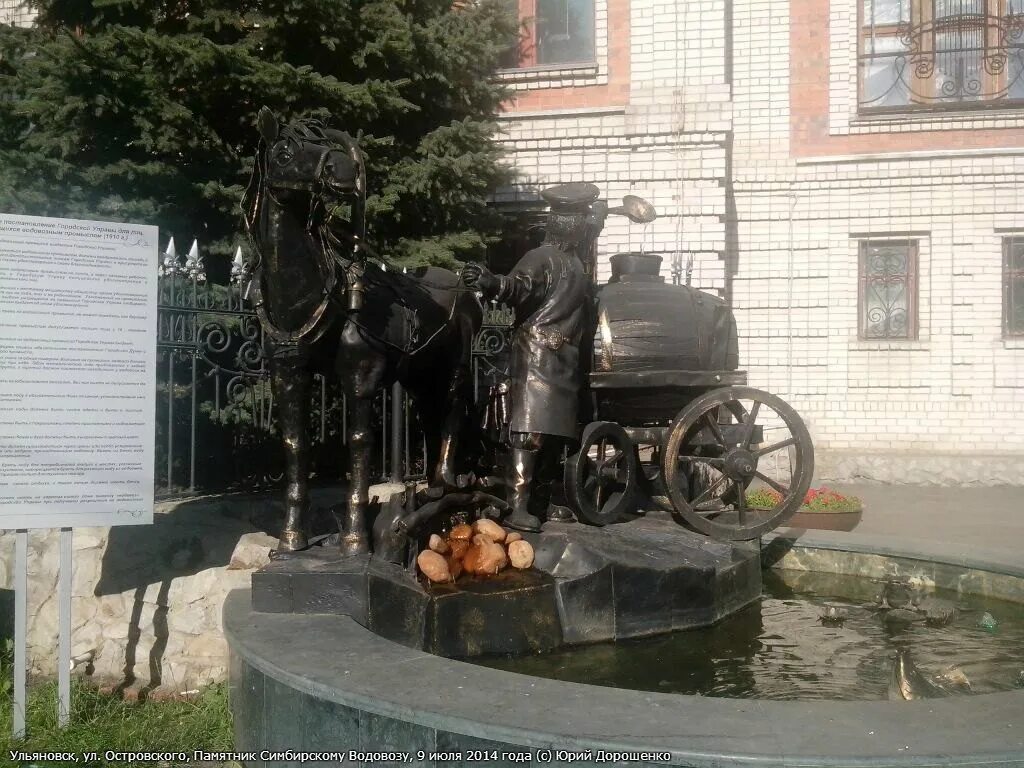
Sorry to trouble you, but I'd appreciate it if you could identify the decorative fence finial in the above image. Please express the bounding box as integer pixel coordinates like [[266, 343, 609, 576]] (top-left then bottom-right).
[[161, 237, 180, 276], [185, 239, 205, 282], [231, 246, 246, 283]]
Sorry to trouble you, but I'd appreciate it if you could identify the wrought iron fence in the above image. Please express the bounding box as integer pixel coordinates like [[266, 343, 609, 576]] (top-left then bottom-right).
[[155, 239, 513, 498]]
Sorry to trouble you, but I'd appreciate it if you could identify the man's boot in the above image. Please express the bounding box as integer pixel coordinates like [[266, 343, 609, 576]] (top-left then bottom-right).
[[506, 447, 542, 532]]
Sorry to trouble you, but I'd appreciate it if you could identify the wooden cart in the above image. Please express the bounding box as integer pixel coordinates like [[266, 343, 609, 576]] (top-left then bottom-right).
[[561, 254, 815, 541]]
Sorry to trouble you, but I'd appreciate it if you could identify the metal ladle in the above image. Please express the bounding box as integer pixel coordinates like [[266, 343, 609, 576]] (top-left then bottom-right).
[[607, 194, 658, 224]]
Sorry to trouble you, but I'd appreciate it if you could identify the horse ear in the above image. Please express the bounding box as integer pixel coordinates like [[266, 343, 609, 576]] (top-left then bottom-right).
[[257, 107, 279, 142]]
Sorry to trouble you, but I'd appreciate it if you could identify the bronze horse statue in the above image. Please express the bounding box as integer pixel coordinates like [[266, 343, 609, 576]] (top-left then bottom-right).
[[242, 108, 482, 554]]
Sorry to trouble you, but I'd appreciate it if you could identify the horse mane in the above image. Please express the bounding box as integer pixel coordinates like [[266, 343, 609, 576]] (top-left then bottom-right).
[[241, 115, 361, 269]]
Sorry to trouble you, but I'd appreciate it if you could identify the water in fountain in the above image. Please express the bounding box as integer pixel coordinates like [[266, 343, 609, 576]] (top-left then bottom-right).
[[471, 569, 1024, 701]]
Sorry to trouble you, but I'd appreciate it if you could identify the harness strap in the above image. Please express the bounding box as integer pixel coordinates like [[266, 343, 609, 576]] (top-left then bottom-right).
[[252, 265, 338, 346]]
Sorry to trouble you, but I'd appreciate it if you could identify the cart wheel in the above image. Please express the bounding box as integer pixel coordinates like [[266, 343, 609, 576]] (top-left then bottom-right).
[[655, 401, 749, 511], [661, 386, 814, 540], [565, 421, 639, 526]]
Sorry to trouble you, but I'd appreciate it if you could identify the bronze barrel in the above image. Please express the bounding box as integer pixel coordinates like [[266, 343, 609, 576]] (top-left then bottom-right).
[[589, 253, 743, 427]]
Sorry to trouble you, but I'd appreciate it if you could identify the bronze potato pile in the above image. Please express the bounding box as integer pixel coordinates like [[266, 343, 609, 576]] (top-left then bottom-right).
[[416, 520, 535, 583]]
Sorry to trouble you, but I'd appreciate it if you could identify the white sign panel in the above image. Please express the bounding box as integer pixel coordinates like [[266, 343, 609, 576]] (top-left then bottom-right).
[[0, 214, 157, 528]]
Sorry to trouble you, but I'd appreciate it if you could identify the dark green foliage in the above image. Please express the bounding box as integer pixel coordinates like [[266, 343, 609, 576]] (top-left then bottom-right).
[[0, 0, 516, 268]]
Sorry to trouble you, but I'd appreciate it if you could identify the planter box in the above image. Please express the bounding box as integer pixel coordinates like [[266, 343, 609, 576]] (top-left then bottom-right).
[[785, 507, 863, 532]]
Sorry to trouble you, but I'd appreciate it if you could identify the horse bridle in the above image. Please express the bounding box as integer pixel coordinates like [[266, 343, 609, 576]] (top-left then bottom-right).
[[243, 119, 474, 359], [245, 122, 367, 348]]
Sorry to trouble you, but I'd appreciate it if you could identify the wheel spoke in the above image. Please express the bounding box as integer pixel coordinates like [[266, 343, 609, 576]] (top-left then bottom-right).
[[691, 473, 728, 507], [703, 413, 727, 447], [676, 455, 725, 467], [755, 436, 796, 458], [605, 448, 624, 464], [755, 471, 790, 496], [741, 400, 761, 449]]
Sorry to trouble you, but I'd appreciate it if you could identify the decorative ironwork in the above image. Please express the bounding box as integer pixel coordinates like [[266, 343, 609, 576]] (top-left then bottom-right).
[[155, 239, 513, 496], [860, 0, 1024, 109], [1004, 236, 1024, 336], [473, 301, 515, 394], [859, 240, 918, 339]]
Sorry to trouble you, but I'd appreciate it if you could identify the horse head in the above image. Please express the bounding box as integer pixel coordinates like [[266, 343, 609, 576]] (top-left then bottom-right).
[[245, 107, 366, 249]]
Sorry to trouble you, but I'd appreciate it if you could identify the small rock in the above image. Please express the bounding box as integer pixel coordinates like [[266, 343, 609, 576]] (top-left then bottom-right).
[[979, 612, 998, 631], [463, 535, 507, 575], [918, 596, 956, 626], [884, 580, 913, 609], [505, 531, 523, 544], [417, 550, 451, 583], [449, 539, 469, 560], [449, 523, 473, 541], [508, 539, 535, 570], [227, 532, 277, 570], [818, 605, 847, 625], [428, 534, 449, 555], [472, 518, 506, 543]]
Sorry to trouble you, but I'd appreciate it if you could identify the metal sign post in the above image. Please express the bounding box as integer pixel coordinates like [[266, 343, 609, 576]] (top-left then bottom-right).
[[9, 528, 74, 738], [13, 530, 27, 739], [58, 528, 72, 727]]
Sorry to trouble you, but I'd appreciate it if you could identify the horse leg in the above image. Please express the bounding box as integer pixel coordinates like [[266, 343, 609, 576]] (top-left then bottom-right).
[[270, 356, 312, 551], [433, 363, 474, 489], [337, 323, 385, 555], [416, 389, 445, 491], [435, 304, 482, 488]]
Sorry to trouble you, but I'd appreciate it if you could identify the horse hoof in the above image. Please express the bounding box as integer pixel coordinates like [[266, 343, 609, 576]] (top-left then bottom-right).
[[278, 530, 308, 552], [338, 533, 370, 555]]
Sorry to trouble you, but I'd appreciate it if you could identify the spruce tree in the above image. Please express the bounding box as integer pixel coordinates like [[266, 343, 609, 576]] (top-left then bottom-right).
[[0, 0, 516, 271]]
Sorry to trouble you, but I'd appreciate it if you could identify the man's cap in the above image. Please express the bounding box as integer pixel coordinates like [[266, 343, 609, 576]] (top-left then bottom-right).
[[541, 182, 601, 212]]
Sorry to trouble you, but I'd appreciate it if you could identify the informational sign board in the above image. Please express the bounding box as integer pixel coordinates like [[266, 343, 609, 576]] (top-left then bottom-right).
[[0, 213, 158, 528]]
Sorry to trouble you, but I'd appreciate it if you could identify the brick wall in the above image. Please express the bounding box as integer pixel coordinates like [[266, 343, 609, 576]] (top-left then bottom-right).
[[498, 0, 1024, 483], [0, 0, 34, 26]]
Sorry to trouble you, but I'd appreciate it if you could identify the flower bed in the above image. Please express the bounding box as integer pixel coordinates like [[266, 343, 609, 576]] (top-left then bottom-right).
[[747, 487, 863, 531]]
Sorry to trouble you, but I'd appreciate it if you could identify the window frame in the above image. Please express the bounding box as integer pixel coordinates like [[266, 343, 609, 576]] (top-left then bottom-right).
[[497, 0, 598, 72], [857, 239, 920, 340], [1003, 235, 1024, 338], [857, 0, 1024, 114]]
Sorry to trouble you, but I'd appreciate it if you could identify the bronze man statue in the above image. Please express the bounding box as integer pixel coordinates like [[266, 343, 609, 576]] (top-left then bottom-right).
[[463, 183, 605, 531]]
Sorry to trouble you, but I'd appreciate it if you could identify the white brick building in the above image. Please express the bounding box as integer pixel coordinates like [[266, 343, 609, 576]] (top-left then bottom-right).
[[0, 0, 32, 26], [498, 0, 1024, 484]]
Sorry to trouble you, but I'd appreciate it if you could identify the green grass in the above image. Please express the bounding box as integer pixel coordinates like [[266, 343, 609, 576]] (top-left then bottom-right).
[[0, 680, 232, 767]]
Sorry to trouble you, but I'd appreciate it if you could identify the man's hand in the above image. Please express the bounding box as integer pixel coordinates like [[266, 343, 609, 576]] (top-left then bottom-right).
[[462, 262, 501, 296]]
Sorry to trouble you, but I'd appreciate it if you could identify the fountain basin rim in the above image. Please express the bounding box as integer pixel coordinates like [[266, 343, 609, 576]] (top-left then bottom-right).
[[227, 526, 1024, 767], [768, 527, 1024, 583]]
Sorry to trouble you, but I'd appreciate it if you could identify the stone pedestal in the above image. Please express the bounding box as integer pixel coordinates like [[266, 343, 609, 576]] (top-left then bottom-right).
[[250, 513, 761, 656]]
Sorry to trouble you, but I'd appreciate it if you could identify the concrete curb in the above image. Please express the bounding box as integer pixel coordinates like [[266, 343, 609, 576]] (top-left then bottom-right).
[[226, 535, 1024, 767]]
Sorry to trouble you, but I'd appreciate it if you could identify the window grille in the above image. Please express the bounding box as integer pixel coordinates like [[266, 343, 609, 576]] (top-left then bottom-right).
[[859, 240, 920, 339], [860, 0, 1024, 109], [1004, 236, 1024, 336]]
